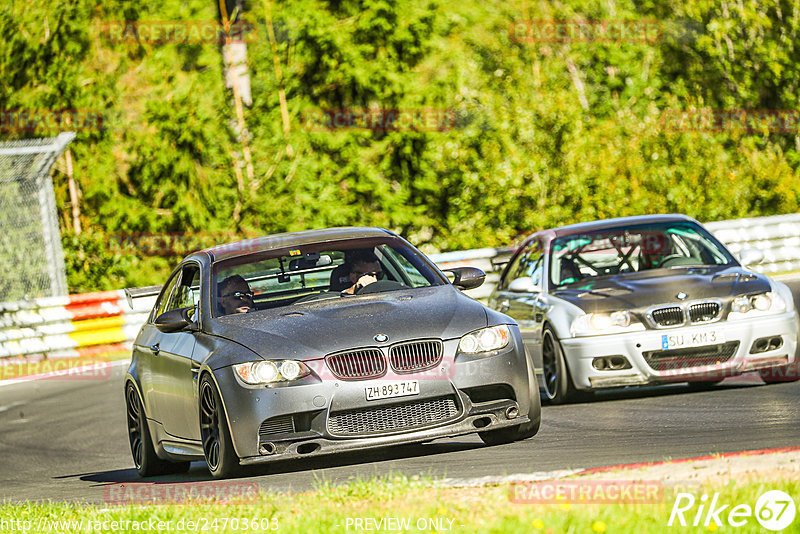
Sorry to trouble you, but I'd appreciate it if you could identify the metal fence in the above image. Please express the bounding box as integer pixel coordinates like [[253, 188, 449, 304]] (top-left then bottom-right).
[[0, 133, 75, 302], [1, 212, 799, 364]]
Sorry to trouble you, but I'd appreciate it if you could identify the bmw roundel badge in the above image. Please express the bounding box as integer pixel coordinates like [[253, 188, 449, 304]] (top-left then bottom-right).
[[374, 333, 389, 343]]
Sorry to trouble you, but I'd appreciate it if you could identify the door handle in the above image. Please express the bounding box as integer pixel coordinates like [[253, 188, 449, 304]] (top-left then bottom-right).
[[150, 343, 160, 355], [498, 299, 510, 312]]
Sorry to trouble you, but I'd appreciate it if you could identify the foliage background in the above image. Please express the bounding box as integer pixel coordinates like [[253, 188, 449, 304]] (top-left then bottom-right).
[[1, 0, 799, 291]]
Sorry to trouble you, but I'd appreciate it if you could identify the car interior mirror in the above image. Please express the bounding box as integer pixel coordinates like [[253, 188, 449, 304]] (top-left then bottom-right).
[[738, 248, 764, 267], [443, 267, 485, 290], [155, 305, 198, 333], [508, 276, 540, 293]]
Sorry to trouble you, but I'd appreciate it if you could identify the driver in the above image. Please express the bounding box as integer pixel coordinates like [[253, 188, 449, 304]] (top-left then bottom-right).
[[341, 251, 383, 295], [218, 275, 255, 315]]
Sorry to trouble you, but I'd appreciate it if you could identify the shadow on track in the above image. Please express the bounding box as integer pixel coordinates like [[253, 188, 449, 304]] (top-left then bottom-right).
[[58, 440, 484, 485], [549, 379, 764, 406]]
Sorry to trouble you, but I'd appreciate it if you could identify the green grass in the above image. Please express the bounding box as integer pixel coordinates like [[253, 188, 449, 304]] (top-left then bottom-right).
[[1, 473, 797, 533]]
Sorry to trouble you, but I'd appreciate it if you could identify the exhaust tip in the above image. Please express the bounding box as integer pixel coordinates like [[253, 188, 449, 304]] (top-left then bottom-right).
[[505, 406, 519, 419], [259, 442, 276, 455]]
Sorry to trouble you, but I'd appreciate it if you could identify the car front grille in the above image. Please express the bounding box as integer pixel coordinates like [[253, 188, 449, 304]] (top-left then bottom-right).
[[651, 306, 684, 327], [259, 415, 295, 439], [328, 396, 459, 435], [688, 302, 721, 323], [326, 349, 386, 380], [642, 341, 739, 371], [389, 340, 443, 373]]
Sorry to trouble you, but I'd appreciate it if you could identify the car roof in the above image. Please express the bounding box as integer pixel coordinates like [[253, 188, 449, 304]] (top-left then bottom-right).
[[189, 227, 398, 263], [531, 214, 699, 241]]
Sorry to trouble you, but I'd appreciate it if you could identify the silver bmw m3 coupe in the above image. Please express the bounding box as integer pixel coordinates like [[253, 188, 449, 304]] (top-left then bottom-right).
[[489, 214, 799, 404]]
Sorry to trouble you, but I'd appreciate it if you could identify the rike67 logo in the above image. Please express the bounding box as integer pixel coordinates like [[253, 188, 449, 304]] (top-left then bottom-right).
[[668, 490, 796, 531]]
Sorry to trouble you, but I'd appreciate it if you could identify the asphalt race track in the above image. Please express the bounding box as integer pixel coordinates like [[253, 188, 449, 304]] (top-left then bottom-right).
[[2, 277, 799, 504]]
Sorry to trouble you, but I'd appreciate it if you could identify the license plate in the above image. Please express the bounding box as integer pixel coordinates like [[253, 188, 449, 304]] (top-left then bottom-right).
[[365, 380, 420, 401], [660, 330, 726, 350]]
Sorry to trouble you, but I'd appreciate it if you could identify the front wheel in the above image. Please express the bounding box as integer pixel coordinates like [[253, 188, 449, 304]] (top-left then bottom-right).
[[478, 416, 540, 446], [200, 375, 241, 479], [479, 347, 542, 446], [540, 326, 580, 404]]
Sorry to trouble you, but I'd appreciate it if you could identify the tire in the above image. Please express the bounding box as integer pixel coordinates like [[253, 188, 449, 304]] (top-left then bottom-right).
[[125, 383, 190, 477], [540, 326, 580, 404], [478, 415, 540, 446], [759, 363, 800, 384], [479, 348, 542, 446], [200, 375, 241, 479]]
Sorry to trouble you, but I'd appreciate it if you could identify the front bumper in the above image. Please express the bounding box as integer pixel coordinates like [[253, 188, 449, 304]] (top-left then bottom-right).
[[211, 332, 538, 463], [561, 310, 799, 390]]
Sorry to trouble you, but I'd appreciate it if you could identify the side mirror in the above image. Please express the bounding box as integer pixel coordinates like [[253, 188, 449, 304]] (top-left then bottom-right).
[[155, 306, 198, 333], [739, 248, 764, 267], [443, 267, 486, 290], [508, 276, 540, 293]]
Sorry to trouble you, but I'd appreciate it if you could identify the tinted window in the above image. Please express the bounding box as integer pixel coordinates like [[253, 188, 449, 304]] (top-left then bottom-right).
[[212, 237, 446, 317]]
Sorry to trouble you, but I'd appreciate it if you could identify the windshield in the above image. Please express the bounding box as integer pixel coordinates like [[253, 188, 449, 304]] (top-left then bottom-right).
[[549, 221, 735, 288], [212, 237, 445, 317]]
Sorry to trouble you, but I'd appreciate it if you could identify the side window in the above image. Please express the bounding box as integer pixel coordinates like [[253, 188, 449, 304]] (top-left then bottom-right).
[[499, 240, 543, 290], [152, 270, 181, 321], [525, 254, 544, 288], [171, 264, 201, 310]]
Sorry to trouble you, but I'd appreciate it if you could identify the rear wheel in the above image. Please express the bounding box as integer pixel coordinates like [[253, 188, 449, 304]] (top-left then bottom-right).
[[540, 326, 580, 404], [200, 375, 241, 479], [125, 383, 190, 477]]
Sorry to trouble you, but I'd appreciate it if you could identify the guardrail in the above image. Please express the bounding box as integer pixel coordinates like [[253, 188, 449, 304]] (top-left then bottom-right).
[[0, 291, 154, 362], [705, 213, 800, 274], [1, 213, 798, 363]]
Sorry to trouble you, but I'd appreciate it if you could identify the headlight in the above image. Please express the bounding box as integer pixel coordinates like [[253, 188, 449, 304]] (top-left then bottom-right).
[[570, 311, 642, 336], [730, 292, 786, 318], [458, 325, 511, 354], [233, 360, 311, 385]]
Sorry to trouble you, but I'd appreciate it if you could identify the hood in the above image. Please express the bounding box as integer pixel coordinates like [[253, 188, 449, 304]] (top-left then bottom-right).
[[205, 285, 488, 360], [552, 265, 772, 313]]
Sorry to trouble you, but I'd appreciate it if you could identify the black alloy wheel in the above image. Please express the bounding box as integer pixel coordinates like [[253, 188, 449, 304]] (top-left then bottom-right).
[[199, 376, 240, 478], [540, 326, 580, 404], [125, 382, 189, 476]]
